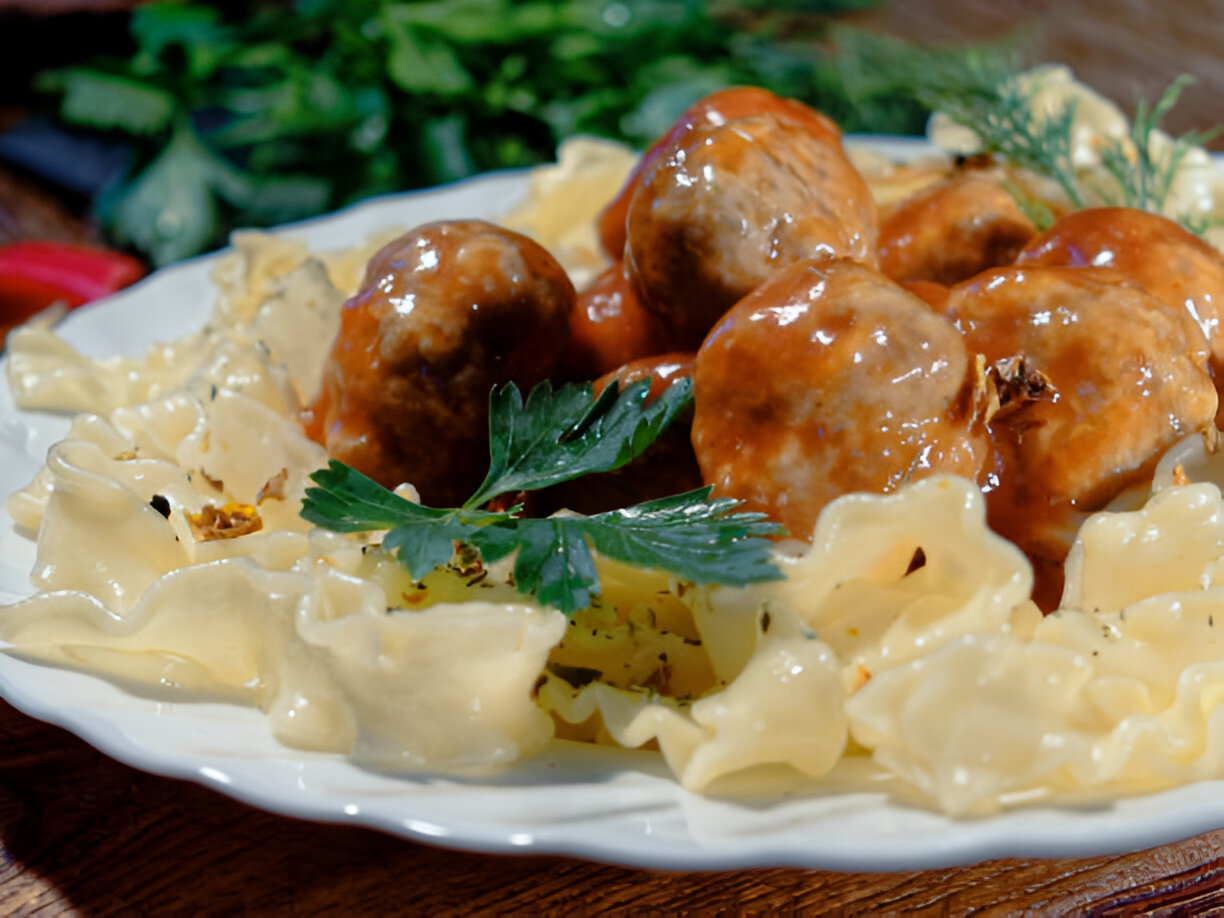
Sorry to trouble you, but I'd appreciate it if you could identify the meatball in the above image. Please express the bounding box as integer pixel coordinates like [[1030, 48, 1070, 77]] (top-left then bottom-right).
[[562, 263, 673, 381], [901, 279, 952, 311], [692, 259, 987, 540], [593, 351, 695, 403], [1016, 207, 1224, 421], [596, 87, 841, 260], [308, 220, 574, 506], [944, 265, 1218, 607], [878, 173, 1037, 285], [625, 112, 878, 349]]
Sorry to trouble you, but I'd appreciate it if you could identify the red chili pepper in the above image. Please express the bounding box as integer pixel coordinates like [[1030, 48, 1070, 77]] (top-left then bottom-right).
[[0, 241, 145, 345]]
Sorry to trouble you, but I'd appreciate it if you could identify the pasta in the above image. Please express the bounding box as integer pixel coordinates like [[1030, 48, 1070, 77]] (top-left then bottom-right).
[[8, 79, 1224, 820]]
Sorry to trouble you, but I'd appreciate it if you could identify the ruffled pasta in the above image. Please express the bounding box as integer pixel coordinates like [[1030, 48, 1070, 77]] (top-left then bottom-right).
[[8, 144, 1224, 814], [4, 233, 567, 773]]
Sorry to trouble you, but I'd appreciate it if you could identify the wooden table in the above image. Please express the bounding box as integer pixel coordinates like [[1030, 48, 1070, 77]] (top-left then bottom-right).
[[6, 1, 1224, 912], [0, 696, 1222, 914], [0, 694, 1221, 914], [845, 0, 1224, 149]]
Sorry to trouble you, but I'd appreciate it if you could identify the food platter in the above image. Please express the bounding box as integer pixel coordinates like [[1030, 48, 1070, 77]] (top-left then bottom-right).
[[4, 142, 1224, 872]]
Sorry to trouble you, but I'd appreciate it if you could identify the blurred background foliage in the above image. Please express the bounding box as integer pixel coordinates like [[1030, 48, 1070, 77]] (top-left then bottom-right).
[[20, 0, 1000, 265]]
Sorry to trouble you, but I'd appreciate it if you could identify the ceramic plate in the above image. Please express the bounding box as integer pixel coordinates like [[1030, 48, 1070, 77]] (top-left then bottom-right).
[[3, 142, 1224, 872]]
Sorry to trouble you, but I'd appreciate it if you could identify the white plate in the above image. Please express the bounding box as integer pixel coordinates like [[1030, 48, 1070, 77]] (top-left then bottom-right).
[[3, 149, 1224, 873]]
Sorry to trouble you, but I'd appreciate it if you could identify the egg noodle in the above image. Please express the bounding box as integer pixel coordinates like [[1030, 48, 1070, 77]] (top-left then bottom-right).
[[8, 72, 1224, 817]]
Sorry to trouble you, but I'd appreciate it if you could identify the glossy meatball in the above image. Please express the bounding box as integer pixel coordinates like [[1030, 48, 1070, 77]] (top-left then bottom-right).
[[625, 112, 878, 349], [593, 351, 695, 403], [1016, 207, 1224, 420], [878, 173, 1037, 285], [308, 220, 574, 506], [901, 279, 952, 311], [596, 87, 841, 260], [945, 265, 1218, 606], [563, 263, 673, 381], [692, 259, 987, 540]]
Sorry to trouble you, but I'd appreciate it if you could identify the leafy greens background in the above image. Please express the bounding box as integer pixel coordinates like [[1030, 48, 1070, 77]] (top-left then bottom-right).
[[30, 0, 986, 265]]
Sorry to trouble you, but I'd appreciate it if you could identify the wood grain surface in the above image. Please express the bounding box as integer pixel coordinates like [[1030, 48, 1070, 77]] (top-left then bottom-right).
[[7, 1, 1224, 913], [2, 693, 1224, 916], [846, 0, 1224, 150]]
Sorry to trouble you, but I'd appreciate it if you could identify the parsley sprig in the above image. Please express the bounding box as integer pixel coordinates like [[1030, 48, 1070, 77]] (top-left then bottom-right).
[[301, 377, 784, 614], [464, 375, 693, 508]]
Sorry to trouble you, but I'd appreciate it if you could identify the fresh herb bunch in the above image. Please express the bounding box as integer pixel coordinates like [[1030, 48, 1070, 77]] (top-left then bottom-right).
[[301, 377, 785, 615], [32, 0, 985, 265]]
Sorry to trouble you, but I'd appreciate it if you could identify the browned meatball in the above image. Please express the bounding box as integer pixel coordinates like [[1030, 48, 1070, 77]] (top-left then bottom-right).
[[307, 220, 574, 506], [597, 87, 843, 260], [878, 173, 1037, 285], [692, 259, 987, 540], [562, 263, 673, 381], [625, 113, 878, 349], [945, 265, 1218, 607], [901, 279, 951, 311], [593, 351, 695, 403], [1016, 207, 1224, 423]]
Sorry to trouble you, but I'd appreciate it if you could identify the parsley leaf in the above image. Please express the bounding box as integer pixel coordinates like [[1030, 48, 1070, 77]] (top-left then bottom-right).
[[302, 379, 784, 615], [302, 459, 512, 578], [479, 517, 602, 615], [382, 522, 480, 584], [464, 376, 693, 509], [472, 490, 784, 615], [107, 121, 231, 266], [302, 459, 455, 532], [36, 67, 177, 136], [384, 18, 475, 97], [579, 489, 783, 588]]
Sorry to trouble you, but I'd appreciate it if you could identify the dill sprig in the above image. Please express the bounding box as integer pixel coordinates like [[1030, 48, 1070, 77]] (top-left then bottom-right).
[[1096, 76, 1218, 214], [922, 75, 1083, 211], [916, 68, 1216, 230]]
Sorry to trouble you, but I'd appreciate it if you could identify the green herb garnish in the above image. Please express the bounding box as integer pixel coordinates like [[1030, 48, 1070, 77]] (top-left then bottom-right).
[[30, 0, 1000, 265], [301, 378, 784, 615], [917, 68, 1083, 213], [1096, 76, 1218, 215], [464, 375, 692, 508], [915, 68, 1217, 229]]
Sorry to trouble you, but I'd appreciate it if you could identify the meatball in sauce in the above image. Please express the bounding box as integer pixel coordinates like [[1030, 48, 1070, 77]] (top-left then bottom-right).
[[596, 86, 842, 261], [562, 262, 673, 381], [692, 259, 987, 540], [879, 173, 1037, 286], [625, 111, 878, 349], [945, 265, 1218, 608], [1016, 207, 1224, 422], [306, 220, 574, 507]]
